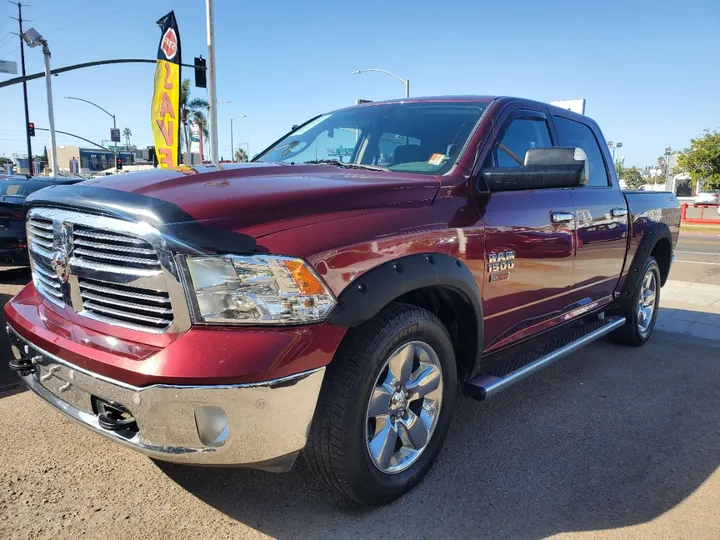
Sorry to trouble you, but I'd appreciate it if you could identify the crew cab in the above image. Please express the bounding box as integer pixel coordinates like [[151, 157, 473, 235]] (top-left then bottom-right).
[[5, 96, 680, 505]]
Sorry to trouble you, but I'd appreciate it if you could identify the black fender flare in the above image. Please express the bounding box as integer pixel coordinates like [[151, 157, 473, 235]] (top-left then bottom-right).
[[329, 253, 484, 373], [619, 222, 673, 303]]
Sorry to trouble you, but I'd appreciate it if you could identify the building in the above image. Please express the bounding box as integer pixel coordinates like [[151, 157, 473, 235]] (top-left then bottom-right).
[[50, 145, 135, 174]]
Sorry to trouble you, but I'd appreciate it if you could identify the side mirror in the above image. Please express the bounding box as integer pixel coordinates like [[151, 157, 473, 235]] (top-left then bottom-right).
[[481, 147, 587, 192]]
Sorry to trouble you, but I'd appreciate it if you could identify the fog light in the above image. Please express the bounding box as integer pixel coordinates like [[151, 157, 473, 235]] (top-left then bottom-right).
[[194, 406, 228, 448]]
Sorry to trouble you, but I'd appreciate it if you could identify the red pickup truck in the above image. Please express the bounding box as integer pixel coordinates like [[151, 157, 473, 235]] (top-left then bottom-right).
[[6, 96, 680, 505]]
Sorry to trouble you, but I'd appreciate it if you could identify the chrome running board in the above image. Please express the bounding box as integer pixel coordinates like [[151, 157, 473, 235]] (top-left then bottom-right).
[[465, 315, 626, 401]]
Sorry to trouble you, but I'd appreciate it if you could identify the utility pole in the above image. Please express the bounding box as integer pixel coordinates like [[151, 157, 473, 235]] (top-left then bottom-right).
[[205, 0, 219, 166], [11, 2, 33, 169], [664, 146, 672, 191]]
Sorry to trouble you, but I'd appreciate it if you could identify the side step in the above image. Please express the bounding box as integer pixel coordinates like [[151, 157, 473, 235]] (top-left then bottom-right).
[[464, 315, 626, 401]]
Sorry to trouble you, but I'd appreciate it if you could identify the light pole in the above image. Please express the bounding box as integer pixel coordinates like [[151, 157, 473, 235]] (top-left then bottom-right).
[[65, 96, 117, 170], [22, 28, 57, 177], [205, 0, 219, 166], [230, 114, 247, 162], [664, 146, 672, 190], [352, 68, 409, 98]]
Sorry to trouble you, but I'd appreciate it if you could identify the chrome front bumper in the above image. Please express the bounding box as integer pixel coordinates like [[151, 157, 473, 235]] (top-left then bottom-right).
[[7, 325, 325, 471]]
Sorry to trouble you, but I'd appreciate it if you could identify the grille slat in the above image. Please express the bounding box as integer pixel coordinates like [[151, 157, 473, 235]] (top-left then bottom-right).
[[72, 238, 156, 255], [79, 279, 171, 304], [80, 291, 173, 315], [82, 301, 172, 327], [29, 219, 53, 231], [28, 227, 54, 239], [28, 231, 53, 251], [73, 229, 148, 245], [73, 248, 161, 267]]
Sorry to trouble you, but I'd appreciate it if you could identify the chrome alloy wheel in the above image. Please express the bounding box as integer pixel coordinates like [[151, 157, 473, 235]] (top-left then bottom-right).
[[637, 268, 658, 335], [365, 341, 443, 474]]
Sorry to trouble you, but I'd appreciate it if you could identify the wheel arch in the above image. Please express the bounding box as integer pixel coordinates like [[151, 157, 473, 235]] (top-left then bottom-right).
[[329, 253, 484, 380], [620, 222, 673, 301]]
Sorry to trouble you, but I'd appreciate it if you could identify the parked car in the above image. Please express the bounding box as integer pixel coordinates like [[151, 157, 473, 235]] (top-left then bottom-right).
[[0, 176, 83, 265], [5, 96, 680, 505], [693, 190, 719, 205]]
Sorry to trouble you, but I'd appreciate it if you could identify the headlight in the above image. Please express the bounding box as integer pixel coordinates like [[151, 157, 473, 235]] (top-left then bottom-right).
[[184, 255, 336, 325]]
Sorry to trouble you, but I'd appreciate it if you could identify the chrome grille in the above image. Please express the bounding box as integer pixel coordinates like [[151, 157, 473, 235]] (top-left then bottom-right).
[[26, 216, 63, 304], [26, 207, 190, 334], [73, 225, 161, 269], [78, 277, 173, 330]]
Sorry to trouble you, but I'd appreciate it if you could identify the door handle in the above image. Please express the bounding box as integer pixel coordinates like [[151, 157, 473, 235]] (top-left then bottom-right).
[[611, 207, 628, 217], [551, 211, 575, 223]]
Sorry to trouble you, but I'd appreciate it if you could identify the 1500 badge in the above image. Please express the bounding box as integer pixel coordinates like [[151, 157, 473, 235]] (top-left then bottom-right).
[[487, 250, 515, 282]]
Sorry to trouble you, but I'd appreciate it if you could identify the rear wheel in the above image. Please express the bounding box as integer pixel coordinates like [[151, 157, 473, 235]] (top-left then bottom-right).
[[613, 256, 661, 346], [305, 303, 457, 505]]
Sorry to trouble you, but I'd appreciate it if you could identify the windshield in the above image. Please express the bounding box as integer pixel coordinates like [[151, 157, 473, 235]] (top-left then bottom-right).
[[255, 102, 488, 175], [0, 181, 51, 198]]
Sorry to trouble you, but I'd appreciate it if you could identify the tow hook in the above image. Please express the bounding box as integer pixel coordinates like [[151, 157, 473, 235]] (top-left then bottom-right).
[[8, 355, 41, 376], [93, 398, 138, 432]]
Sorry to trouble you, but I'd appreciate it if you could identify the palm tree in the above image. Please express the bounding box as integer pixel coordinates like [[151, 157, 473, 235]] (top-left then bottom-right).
[[234, 148, 248, 163], [122, 128, 132, 150], [180, 79, 209, 161]]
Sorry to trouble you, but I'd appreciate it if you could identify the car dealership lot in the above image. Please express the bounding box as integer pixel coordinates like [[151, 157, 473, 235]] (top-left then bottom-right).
[[1, 234, 719, 540]]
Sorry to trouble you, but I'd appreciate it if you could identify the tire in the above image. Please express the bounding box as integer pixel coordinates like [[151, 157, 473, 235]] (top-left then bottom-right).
[[305, 302, 457, 505], [612, 256, 661, 346]]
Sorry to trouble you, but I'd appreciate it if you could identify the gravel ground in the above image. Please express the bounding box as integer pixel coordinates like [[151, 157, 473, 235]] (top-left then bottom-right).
[[1, 268, 719, 539]]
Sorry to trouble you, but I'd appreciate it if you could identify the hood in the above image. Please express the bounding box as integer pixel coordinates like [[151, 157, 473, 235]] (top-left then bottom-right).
[[78, 163, 440, 237]]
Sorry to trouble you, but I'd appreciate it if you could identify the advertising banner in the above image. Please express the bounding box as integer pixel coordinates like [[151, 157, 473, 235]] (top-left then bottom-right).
[[150, 11, 182, 168]]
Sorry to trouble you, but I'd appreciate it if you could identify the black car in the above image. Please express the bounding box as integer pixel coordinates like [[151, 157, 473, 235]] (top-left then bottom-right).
[[0, 176, 83, 265]]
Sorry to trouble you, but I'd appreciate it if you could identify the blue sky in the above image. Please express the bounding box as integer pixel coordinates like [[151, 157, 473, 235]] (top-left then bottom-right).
[[0, 0, 718, 166]]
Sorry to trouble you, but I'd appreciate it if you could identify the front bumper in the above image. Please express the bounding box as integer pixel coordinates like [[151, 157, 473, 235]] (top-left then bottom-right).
[[7, 325, 325, 470]]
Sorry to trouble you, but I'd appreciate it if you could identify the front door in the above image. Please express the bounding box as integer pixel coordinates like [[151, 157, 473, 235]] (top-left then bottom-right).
[[478, 109, 576, 352], [553, 115, 628, 304]]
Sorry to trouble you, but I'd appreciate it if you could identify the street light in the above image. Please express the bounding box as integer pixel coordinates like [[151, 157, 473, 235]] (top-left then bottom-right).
[[608, 141, 623, 162], [65, 97, 116, 130], [65, 96, 118, 169], [230, 114, 247, 162], [352, 68, 409, 98], [22, 27, 58, 177]]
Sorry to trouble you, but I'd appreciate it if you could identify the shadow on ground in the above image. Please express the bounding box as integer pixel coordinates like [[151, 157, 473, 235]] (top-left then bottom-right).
[[0, 267, 30, 397], [159, 331, 720, 539]]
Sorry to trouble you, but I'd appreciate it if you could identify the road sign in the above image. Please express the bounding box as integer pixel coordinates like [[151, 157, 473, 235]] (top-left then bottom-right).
[[0, 60, 18, 75], [110, 128, 121, 142]]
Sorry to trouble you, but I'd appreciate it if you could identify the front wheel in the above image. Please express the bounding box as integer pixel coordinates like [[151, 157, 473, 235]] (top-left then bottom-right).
[[612, 256, 661, 346], [305, 303, 457, 505]]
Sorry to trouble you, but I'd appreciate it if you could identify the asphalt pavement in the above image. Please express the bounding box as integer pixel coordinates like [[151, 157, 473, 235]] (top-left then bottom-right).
[[1, 233, 719, 539]]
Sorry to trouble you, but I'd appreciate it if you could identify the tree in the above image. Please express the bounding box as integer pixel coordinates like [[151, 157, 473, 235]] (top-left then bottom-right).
[[123, 128, 132, 150], [180, 79, 209, 160], [234, 148, 248, 163], [0, 157, 12, 166], [619, 166, 645, 190], [43, 146, 48, 165], [676, 130, 720, 189]]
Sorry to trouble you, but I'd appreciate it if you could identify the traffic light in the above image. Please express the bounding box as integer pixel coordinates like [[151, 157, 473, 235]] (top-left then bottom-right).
[[28, 122, 35, 137], [194, 56, 207, 88], [116, 157, 123, 170]]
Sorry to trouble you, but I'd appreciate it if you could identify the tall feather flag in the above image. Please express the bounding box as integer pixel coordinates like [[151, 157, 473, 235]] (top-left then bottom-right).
[[151, 12, 182, 168]]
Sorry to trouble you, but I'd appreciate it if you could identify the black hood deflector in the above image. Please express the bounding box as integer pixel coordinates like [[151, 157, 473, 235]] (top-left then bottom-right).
[[25, 184, 257, 255]]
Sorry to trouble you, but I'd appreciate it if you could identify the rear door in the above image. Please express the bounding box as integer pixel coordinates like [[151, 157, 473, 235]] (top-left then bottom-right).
[[478, 108, 577, 351], [553, 115, 628, 305]]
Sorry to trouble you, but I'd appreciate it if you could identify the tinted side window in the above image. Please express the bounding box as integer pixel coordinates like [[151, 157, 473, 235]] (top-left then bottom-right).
[[494, 117, 553, 167], [554, 117, 609, 187]]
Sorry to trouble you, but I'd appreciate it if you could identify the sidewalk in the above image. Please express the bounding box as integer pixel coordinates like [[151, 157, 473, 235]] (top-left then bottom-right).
[[657, 280, 720, 340]]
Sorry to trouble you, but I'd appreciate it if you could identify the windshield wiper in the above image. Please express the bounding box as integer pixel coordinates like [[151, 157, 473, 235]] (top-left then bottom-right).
[[304, 159, 388, 172]]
